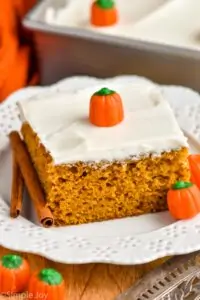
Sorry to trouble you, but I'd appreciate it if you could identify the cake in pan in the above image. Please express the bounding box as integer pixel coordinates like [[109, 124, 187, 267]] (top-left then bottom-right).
[[45, 0, 166, 36], [44, 0, 200, 52], [18, 80, 190, 225]]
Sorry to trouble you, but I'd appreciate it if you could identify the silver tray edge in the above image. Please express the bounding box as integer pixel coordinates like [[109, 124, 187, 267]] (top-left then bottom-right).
[[116, 252, 200, 300]]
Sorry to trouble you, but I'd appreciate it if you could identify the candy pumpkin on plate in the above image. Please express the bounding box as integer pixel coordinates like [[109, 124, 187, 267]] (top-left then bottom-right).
[[167, 181, 200, 220], [89, 87, 124, 127], [91, 0, 118, 27], [27, 268, 65, 300], [0, 254, 30, 294], [188, 154, 200, 189]]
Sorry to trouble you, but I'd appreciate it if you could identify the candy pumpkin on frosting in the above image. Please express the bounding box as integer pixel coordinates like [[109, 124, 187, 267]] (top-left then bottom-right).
[[0, 254, 30, 294], [89, 87, 124, 127], [91, 0, 118, 27], [188, 154, 200, 189], [27, 268, 65, 300], [167, 181, 200, 220]]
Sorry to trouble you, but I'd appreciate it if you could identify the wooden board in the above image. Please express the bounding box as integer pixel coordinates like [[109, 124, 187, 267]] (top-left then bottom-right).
[[0, 246, 168, 300]]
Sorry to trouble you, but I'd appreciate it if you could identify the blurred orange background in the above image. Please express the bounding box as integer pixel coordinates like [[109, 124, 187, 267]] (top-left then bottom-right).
[[0, 0, 38, 102]]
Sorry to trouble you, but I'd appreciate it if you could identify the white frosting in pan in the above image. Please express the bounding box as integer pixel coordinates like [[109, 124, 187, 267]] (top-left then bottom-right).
[[130, 0, 200, 50], [18, 80, 188, 165], [44, 0, 167, 37], [44, 0, 200, 51]]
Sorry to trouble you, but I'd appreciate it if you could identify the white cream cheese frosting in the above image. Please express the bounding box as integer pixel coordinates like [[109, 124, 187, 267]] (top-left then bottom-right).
[[44, 0, 200, 51], [44, 0, 167, 37], [18, 80, 188, 165], [130, 0, 200, 50]]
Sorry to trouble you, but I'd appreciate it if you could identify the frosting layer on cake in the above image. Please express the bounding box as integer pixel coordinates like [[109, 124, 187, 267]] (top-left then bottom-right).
[[131, 0, 200, 50], [45, 0, 166, 36], [18, 81, 188, 164], [44, 0, 200, 51]]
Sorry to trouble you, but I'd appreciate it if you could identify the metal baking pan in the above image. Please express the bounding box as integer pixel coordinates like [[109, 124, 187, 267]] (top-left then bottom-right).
[[23, 0, 200, 90]]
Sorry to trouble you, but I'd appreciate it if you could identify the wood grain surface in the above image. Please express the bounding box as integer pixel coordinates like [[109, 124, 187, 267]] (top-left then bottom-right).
[[0, 246, 168, 300]]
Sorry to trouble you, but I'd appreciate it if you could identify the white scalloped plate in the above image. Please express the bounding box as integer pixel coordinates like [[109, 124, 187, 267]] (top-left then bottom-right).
[[1, 75, 200, 265]]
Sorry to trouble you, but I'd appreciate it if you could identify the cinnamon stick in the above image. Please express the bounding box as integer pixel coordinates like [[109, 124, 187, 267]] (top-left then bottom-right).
[[10, 154, 24, 218], [9, 131, 54, 227]]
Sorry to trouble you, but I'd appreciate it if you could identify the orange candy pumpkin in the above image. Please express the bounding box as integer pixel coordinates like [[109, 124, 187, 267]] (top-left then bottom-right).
[[27, 268, 65, 300], [91, 0, 118, 27], [0, 254, 30, 295], [188, 154, 200, 189], [167, 181, 200, 220], [89, 87, 124, 127]]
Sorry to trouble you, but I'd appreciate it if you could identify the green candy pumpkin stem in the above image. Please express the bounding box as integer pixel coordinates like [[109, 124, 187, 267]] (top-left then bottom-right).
[[172, 181, 193, 190], [2, 254, 23, 269], [96, 0, 115, 9], [39, 268, 63, 286], [94, 87, 115, 96]]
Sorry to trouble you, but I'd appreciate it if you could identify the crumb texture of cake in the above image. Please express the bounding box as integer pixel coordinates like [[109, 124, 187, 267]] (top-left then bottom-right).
[[19, 80, 190, 225], [22, 123, 189, 225]]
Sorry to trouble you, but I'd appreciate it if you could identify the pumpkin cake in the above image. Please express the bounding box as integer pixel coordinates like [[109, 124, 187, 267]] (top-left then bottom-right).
[[18, 80, 190, 226], [44, 0, 200, 52]]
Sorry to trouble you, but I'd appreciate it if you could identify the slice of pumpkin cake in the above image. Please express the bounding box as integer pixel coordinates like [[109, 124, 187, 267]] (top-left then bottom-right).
[[18, 80, 190, 226]]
